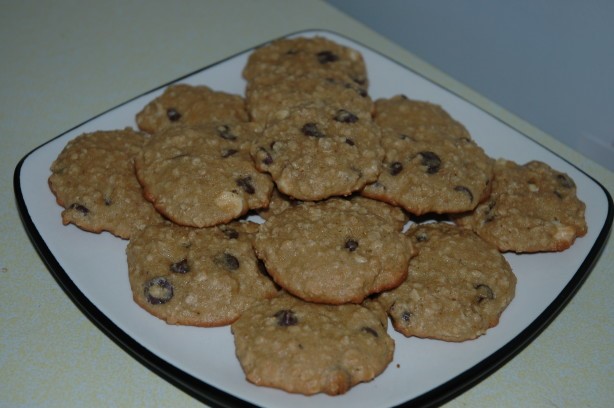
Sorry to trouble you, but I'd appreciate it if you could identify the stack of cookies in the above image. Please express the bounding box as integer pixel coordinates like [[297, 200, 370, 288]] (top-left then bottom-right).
[[48, 35, 588, 396]]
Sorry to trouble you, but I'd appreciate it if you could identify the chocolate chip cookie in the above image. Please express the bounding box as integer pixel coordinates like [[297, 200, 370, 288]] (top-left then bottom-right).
[[362, 96, 493, 215], [245, 70, 373, 123], [135, 83, 248, 134], [377, 222, 516, 341], [452, 159, 588, 252], [231, 292, 394, 395], [253, 198, 414, 304], [49, 128, 164, 239], [127, 221, 279, 327], [242, 36, 369, 88], [251, 101, 384, 201], [135, 122, 273, 227]]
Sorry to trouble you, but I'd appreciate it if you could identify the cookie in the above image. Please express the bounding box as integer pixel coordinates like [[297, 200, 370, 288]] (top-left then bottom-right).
[[243, 36, 369, 88], [231, 292, 394, 395], [259, 190, 408, 231], [452, 159, 588, 252], [376, 222, 516, 342], [135, 83, 248, 134], [48, 128, 164, 239], [135, 122, 273, 227], [373, 95, 472, 139], [362, 96, 493, 215], [253, 198, 414, 304], [250, 101, 384, 201], [126, 221, 278, 327], [245, 70, 373, 123]]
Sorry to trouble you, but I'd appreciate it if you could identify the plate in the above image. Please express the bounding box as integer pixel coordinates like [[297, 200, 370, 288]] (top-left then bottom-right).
[[13, 29, 613, 407]]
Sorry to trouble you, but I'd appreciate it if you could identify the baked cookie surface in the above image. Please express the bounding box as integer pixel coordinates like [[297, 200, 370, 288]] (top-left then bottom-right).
[[362, 96, 493, 215], [245, 70, 373, 123], [231, 292, 394, 395], [259, 190, 408, 232], [254, 198, 413, 304], [135, 122, 273, 227], [377, 222, 516, 341], [48, 128, 164, 239], [452, 159, 588, 252], [126, 221, 278, 327], [251, 102, 384, 201], [135, 84, 248, 134], [242, 36, 369, 88]]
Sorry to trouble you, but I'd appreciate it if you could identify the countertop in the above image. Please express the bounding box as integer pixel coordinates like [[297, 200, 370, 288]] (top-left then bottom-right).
[[1, 1, 612, 407]]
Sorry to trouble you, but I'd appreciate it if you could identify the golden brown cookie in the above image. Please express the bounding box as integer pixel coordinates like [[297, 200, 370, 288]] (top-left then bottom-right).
[[253, 198, 414, 304], [135, 83, 248, 134], [243, 36, 369, 88], [135, 122, 273, 227], [245, 70, 373, 123], [452, 159, 588, 252], [259, 190, 408, 232], [377, 222, 517, 341], [231, 292, 394, 395], [362, 96, 493, 215], [127, 221, 278, 327], [48, 128, 164, 239], [251, 101, 384, 201]]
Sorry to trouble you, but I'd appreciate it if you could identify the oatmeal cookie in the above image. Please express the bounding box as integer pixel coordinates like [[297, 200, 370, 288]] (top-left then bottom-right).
[[362, 96, 493, 215], [377, 222, 516, 341], [127, 221, 278, 326], [135, 83, 248, 134], [253, 198, 414, 304], [245, 70, 373, 123], [135, 122, 273, 227], [231, 292, 394, 395], [452, 159, 587, 252], [243, 36, 369, 88], [48, 128, 164, 239], [251, 102, 384, 201]]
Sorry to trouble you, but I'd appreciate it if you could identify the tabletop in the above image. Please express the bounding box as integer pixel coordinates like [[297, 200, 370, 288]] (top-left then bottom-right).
[[1, 1, 612, 407]]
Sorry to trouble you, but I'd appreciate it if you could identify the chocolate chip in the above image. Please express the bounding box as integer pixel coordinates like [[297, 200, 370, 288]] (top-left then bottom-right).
[[556, 173, 575, 189], [274, 309, 298, 326], [333, 109, 359, 123], [415, 232, 428, 242], [361, 327, 379, 337], [216, 124, 237, 141], [144, 277, 173, 304], [215, 252, 240, 271], [301, 122, 325, 138], [345, 239, 359, 252], [419, 151, 441, 174], [401, 310, 412, 322], [169, 258, 190, 274], [220, 226, 239, 239], [345, 138, 355, 146], [69, 203, 89, 215], [221, 148, 238, 158], [104, 197, 112, 206], [389, 161, 403, 176], [474, 284, 494, 303], [454, 185, 474, 202], [316, 50, 339, 64], [236, 177, 255, 194], [166, 108, 181, 122], [258, 147, 273, 165]]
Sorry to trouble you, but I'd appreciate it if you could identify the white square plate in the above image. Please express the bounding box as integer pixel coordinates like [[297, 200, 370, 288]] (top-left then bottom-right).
[[14, 30, 613, 407]]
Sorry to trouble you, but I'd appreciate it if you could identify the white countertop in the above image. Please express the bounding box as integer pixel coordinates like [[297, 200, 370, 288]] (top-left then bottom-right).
[[1, 1, 612, 407]]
